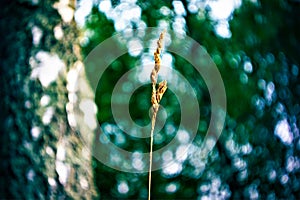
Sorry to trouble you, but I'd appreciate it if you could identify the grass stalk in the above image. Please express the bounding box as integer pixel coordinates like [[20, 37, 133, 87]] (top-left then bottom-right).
[[148, 31, 167, 200]]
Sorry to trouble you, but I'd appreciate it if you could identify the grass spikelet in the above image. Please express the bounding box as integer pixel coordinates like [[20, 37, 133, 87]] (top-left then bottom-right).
[[148, 31, 167, 200]]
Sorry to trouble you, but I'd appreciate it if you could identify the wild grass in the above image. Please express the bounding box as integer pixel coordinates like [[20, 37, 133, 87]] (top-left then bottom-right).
[[148, 31, 167, 200]]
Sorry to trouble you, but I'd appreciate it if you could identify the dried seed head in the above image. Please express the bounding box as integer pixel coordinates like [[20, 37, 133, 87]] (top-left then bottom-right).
[[151, 84, 158, 105], [156, 80, 167, 103], [154, 63, 160, 72], [151, 31, 165, 85], [150, 31, 167, 106], [149, 30, 167, 200], [151, 69, 157, 85], [152, 103, 159, 113]]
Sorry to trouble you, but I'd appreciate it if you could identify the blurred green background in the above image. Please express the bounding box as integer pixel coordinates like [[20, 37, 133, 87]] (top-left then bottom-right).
[[1, 0, 300, 199]]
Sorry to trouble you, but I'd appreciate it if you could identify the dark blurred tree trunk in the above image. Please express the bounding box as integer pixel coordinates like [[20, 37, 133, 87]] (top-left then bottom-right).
[[0, 0, 98, 199]]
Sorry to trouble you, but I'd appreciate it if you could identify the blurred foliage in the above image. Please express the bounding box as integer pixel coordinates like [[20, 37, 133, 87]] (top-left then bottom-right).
[[82, 0, 300, 199], [1, 0, 298, 199], [0, 0, 97, 199]]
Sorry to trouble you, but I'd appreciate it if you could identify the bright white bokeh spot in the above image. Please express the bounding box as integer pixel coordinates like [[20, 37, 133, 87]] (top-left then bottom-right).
[[99, 0, 112, 13], [30, 51, 65, 88], [172, 16, 186, 37], [31, 0, 39, 5], [286, 156, 297, 172], [274, 119, 293, 145], [55, 160, 69, 185], [132, 151, 144, 170], [215, 21, 232, 38], [56, 144, 66, 161], [126, 6, 141, 21], [54, 24, 64, 40], [160, 6, 171, 16], [188, 3, 198, 14], [74, 0, 93, 27], [118, 181, 129, 194], [132, 157, 144, 170], [211, 178, 221, 190], [177, 130, 190, 144], [176, 145, 188, 162], [204, 137, 217, 150], [48, 177, 57, 187], [79, 99, 98, 130], [126, 0, 137, 3], [67, 113, 77, 127], [115, 19, 129, 31], [46, 146, 55, 156], [54, 0, 75, 23], [24, 100, 32, 109], [31, 26, 42, 46], [80, 177, 89, 190], [162, 150, 173, 162], [280, 174, 289, 185], [173, 1, 186, 16], [166, 183, 178, 193], [115, 132, 126, 145], [27, 169, 35, 181], [42, 107, 54, 125], [128, 39, 143, 57], [31, 126, 41, 140], [158, 20, 170, 31], [199, 183, 210, 193], [68, 93, 78, 104], [265, 82, 275, 103], [103, 123, 113, 133], [267, 82, 275, 94], [66, 68, 79, 92], [209, 0, 241, 20], [244, 61, 253, 73], [241, 143, 253, 155], [110, 153, 122, 165], [40, 95, 51, 107], [232, 157, 247, 170], [246, 184, 259, 200], [100, 1, 142, 31], [163, 161, 182, 176], [99, 133, 110, 144], [159, 53, 173, 77], [208, 0, 241, 38], [268, 170, 276, 181]]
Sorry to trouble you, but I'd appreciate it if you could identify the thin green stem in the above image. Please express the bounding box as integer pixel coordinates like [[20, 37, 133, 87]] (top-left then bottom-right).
[[148, 107, 158, 200]]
